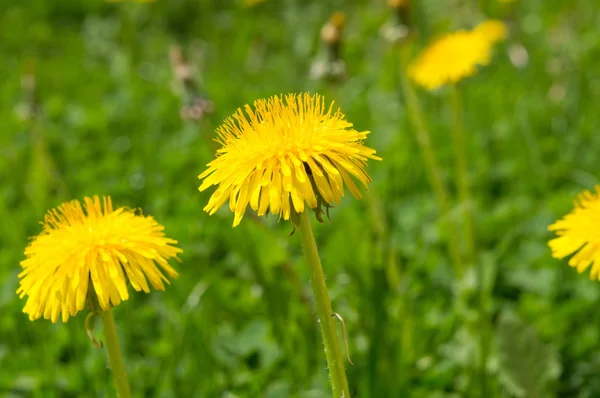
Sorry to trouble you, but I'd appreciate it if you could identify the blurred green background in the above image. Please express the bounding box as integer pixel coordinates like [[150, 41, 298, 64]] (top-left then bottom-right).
[[2, 0, 600, 397]]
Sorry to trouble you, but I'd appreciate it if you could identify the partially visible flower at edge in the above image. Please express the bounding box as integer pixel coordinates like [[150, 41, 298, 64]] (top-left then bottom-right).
[[198, 93, 381, 227], [17, 196, 182, 323], [548, 186, 600, 279]]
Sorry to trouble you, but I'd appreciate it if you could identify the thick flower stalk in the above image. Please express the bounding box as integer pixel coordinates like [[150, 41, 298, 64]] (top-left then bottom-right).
[[198, 92, 380, 226], [549, 186, 600, 279], [17, 196, 182, 323]]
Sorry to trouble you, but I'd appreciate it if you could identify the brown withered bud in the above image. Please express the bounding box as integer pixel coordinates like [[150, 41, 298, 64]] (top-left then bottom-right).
[[380, 0, 411, 45], [169, 46, 195, 85], [169, 45, 214, 121], [15, 61, 42, 122], [320, 11, 345, 61], [388, 0, 410, 26], [388, 0, 409, 7], [310, 12, 347, 82]]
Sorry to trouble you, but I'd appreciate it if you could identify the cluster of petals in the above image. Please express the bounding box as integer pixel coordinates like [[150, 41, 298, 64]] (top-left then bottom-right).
[[17, 196, 181, 323], [548, 186, 600, 280], [409, 20, 507, 90], [199, 93, 380, 226]]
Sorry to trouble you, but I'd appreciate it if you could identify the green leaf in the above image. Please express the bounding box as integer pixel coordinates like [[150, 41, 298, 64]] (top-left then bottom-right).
[[496, 310, 561, 398]]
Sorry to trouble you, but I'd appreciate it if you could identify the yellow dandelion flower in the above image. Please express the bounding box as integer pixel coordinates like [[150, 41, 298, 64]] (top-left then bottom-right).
[[198, 93, 381, 227], [548, 186, 600, 279], [409, 22, 507, 90], [473, 20, 508, 45], [408, 29, 494, 90], [17, 196, 182, 323]]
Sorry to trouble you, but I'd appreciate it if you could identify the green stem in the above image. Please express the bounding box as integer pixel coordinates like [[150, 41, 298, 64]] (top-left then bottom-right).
[[398, 47, 463, 276], [450, 85, 487, 397], [100, 309, 132, 398], [399, 63, 449, 214], [298, 211, 350, 398], [449, 84, 476, 266]]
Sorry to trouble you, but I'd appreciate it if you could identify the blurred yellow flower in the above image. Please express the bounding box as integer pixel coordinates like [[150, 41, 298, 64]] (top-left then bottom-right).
[[473, 20, 508, 44], [408, 31, 491, 90], [408, 21, 507, 90], [548, 186, 600, 279], [17, 196, 182, 323], [198, 93, 381, 227]]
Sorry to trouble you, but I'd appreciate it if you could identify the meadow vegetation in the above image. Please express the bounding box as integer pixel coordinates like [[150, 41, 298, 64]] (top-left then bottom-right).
[[1, 0, 600, 397]]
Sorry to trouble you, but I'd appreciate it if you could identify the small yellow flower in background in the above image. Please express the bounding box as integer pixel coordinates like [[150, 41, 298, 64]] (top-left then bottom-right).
[[408, 21, 507, 90], [17, 196, 182, 323], [548, 186, 600, 279], [408, 31, 491, 90], [198, 93, 381, 227], [473, 20, 508, 45]]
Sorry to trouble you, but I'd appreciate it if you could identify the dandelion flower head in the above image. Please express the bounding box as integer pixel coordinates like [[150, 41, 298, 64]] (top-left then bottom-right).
[[198, 93, 381, 227], [17, 196, 182, 323], [548, 186, 600, 279], [408, 21, 506, 90], [473, 20, 508, 45]]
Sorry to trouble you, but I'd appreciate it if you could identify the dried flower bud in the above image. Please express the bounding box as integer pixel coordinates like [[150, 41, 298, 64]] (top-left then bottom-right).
[[388, 0, 409, 8]]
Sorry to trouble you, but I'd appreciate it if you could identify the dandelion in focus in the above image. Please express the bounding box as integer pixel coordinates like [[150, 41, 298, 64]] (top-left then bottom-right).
[[198, 92, 380, 397], [548, 186, 600, 279], [17, 196, 182, 323], [198, 93, 380, 227]]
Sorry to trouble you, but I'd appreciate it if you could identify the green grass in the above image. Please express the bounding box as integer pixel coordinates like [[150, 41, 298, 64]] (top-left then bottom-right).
[[1, 0, 600, 397]]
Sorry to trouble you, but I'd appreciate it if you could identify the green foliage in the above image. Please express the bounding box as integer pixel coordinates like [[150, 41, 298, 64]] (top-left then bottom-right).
[[496, 310, 560, 398], [1, 0, 600, 397]]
